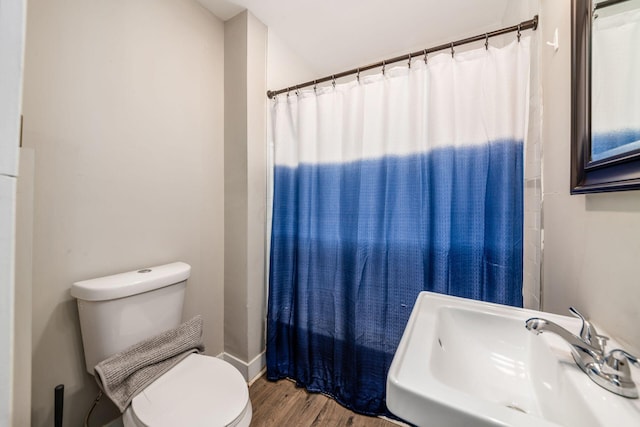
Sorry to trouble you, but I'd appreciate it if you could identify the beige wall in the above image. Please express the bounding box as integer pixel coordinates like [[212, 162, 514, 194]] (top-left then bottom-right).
[[266, 31, 318, 90], [245, 12, 268, 364], [540, 0, 640, 354], [22, 1, 225, 425], [223, 10, 268, 379], [222, 12, 319, 381], [221, 13, 319, 380], [224, 11, 249, 363], [13, 148, 34, 426]]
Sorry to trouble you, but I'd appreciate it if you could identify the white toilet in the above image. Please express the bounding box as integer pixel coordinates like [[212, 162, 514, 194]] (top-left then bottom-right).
[[70, 262, 252, 427]]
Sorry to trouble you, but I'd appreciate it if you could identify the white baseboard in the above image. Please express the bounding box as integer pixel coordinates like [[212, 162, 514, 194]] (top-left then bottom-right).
[[222, 350, 266, 383], [248, 367, 266, 386]]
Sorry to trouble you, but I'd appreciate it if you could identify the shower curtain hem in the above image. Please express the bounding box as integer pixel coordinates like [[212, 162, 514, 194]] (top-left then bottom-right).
[[265, 373, 409, 423]]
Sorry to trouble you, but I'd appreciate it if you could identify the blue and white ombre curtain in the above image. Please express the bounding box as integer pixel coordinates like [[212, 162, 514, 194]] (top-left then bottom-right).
[[591, 8, 640, 161], [267, 38, 531, 416]]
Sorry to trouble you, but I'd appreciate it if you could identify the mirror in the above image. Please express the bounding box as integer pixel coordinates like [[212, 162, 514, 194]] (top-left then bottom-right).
[[572, 0, 640, 193]]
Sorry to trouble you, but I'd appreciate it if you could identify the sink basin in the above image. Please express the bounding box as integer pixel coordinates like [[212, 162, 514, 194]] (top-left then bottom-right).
[[386, 292, 640, 426]]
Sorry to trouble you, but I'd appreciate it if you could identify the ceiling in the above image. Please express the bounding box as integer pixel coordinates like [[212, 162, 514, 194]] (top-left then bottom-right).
[[198, 0, 529, 77]]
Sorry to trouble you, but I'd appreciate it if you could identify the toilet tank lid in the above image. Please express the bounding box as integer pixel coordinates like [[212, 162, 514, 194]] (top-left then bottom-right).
[[70, 262, 191, 301]]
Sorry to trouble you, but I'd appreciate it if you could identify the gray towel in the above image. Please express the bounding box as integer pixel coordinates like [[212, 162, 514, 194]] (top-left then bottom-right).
[[94, 315, 205, 412]]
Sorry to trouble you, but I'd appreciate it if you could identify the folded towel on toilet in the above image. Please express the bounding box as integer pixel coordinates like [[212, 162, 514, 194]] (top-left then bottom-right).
[[94, 315, 205, 412]]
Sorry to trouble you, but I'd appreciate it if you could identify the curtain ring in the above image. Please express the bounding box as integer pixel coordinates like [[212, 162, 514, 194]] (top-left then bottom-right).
[[485, 33, 489, 50], [295, 85, 299, 97], [382, 60, 386, 75], [517, 24, 522, 42], [332, 75, 336, 88], [407, 53, 411, 69], [450, 42, 455, 58], [313, 80, 317, 92], [356, 68, 360, 83], [287, 87, 290, 98], [423, 49, 428, 64]]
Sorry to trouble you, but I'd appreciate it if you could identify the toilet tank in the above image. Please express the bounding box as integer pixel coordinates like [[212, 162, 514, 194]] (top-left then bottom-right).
[[70, 262, 191, 374]]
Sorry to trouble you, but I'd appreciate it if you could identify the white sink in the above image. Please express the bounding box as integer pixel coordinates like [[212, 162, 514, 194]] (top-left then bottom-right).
[[386, 292, 640, 426]]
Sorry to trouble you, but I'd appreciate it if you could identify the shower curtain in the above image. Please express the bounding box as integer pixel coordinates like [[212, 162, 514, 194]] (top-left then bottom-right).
[[267, 38, 530, 416]]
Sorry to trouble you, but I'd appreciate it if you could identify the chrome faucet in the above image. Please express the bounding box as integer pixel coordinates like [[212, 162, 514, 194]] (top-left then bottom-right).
[[525, 307, 639, 399]]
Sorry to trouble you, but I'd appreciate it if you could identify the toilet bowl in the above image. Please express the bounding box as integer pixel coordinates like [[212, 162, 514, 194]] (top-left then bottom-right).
[[121, 354, 252, 427], [70, 262, 252, 427]]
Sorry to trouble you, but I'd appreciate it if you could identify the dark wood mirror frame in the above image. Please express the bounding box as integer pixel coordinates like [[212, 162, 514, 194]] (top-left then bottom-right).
[[571, 0, 640, 193]]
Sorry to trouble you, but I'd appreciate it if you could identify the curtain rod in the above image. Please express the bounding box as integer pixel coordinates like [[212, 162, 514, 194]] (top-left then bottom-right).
[[267, 15, 538, 99], [595, 0, 633, 10]]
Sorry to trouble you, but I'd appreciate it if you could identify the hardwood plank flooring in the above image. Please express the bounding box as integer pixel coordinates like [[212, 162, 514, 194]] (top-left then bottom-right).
[[249, 376, 398, 427]]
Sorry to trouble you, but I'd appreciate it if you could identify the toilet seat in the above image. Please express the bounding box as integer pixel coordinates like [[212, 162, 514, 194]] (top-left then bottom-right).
[[122, 353, 252, 427]]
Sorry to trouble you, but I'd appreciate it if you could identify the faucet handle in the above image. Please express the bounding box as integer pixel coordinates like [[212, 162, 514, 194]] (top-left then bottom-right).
[[606, 349, 639, 367], [604, 349, 640, 380], [569, 307, 600, 345]]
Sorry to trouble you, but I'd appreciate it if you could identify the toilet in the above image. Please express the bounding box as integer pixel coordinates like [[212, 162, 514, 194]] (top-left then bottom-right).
[[70, 262, 252, 427]]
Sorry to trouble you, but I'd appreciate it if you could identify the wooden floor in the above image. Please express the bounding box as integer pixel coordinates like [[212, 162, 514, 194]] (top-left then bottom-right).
[[249, 376, 398, 427]]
